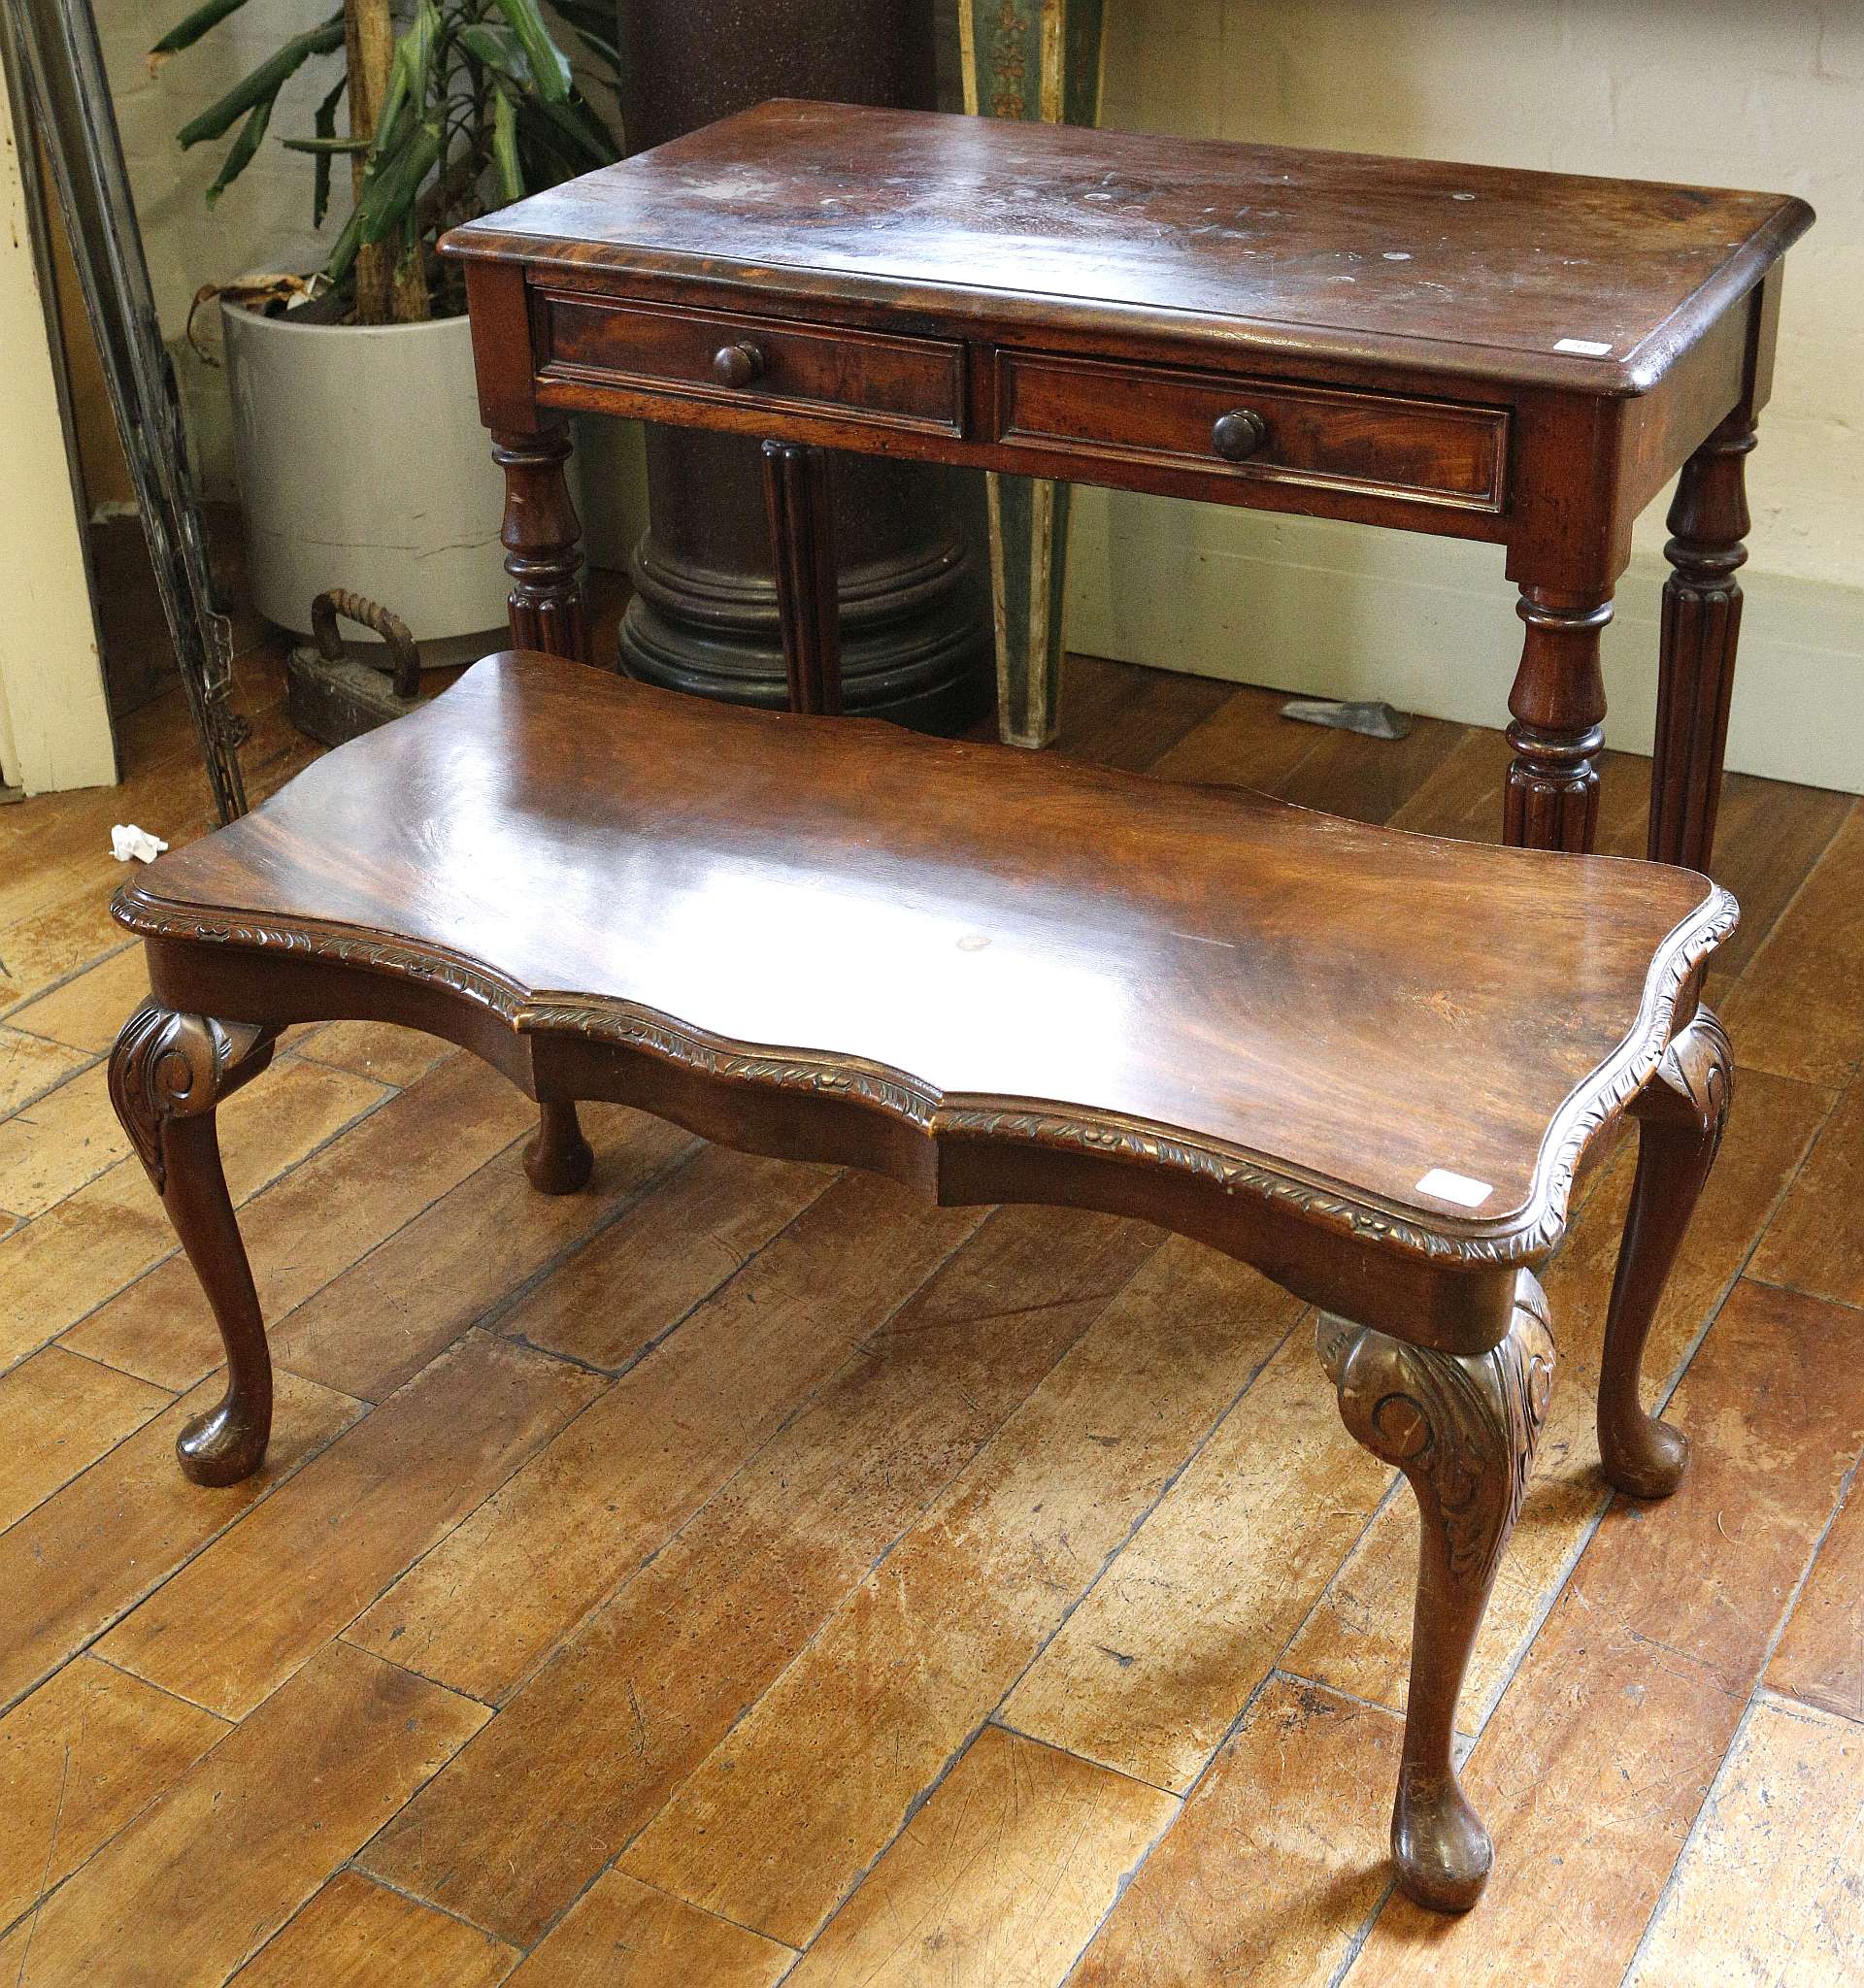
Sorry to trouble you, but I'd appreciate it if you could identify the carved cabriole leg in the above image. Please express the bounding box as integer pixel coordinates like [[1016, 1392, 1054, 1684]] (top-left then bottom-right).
[[1318, 1275, 1556, 1911], [1599, 1008, 1732, 1498], [523, 1099, 594, 1195], [492, 422, 588, 663], [1504, 586, 1612, 852], [108, 1004, 279, 1486], [1649, 414, 1755, 870]]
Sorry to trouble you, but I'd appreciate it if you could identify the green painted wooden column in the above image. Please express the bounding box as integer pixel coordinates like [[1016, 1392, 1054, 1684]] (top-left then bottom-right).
[[957, 0, 1106, 747]]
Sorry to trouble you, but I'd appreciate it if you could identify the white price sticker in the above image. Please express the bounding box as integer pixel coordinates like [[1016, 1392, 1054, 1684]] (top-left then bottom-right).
[[1415, 1168, 1494, 1209]]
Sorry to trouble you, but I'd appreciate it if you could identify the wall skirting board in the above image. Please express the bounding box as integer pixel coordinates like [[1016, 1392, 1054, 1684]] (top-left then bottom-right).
[[1067, 488, 1864, 798]]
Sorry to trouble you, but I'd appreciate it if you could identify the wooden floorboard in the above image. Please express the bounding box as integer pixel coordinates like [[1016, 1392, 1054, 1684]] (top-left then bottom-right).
[[2, 632, 1860, 1984], [1624, 1690, 1864, 1987], [223, 1871, 518, 1988]]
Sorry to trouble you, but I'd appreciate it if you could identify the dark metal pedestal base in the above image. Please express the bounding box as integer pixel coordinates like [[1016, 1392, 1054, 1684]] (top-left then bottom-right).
[[617, 430, 987, 734], [620, 533, 987, 735]]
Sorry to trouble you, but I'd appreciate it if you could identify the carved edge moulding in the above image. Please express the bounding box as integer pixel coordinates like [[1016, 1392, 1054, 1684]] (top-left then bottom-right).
[[114, 877, 1736, 1274]]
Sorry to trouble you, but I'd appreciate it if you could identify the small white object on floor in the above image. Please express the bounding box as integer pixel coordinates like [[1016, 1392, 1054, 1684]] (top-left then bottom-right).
[[111, 824, 169, 864], [1281, 698, 1413, 742]]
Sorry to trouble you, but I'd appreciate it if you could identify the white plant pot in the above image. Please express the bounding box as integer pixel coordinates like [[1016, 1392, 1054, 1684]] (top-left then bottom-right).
[[221, 303, 509, 644]]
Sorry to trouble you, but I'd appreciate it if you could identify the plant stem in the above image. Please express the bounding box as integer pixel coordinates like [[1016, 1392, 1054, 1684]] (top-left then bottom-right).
[[392, 241, 433, 320], [344, 0, 395, 322]]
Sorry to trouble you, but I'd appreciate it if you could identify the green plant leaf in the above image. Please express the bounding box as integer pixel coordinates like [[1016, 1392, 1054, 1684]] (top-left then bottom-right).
[[514, 97, 600, 188], [544, 4, 623, 93], [309, 72, 346, 229], [547, 2, 610, 31], [456, 21, 531, 86], [358, 114, 445, 245], [331, 4, 444, 277], [370, 0, 443, 161], [513, 109, 576, 185], [535, 92, 617, 168], [323, 200, 366, 285], [547, 0, 620, 44], [539, 0, 623, 77], [490, 82, 523, 205], [149, 0, 253, 62], [204, 93, 271, 205], [176, 19, 344, 149], [489, 0, 571, 102], [568, 29, 624, 83], [176, 0, 616, 292]]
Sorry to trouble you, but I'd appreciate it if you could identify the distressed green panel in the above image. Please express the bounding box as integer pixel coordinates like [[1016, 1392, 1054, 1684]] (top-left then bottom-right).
[[957, 1, 1105, 746]]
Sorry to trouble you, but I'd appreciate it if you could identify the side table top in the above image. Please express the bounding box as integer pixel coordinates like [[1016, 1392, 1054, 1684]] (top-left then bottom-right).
[[447, 100, 1812, 395]]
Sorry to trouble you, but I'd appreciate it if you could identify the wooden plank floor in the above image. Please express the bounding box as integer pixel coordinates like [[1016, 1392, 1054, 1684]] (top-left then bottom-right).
[[2, 614, 1861, 1985]]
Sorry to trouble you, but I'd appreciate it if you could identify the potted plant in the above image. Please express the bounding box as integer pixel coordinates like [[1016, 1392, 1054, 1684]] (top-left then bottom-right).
[[150, 0, 619, 640]]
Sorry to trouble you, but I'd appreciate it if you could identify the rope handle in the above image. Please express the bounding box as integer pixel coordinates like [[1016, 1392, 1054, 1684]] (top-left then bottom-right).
[[310, 590, 421, 701]]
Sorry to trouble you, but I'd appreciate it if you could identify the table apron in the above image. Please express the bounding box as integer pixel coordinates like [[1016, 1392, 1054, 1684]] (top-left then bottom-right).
[[532, 366, 1516, 544]]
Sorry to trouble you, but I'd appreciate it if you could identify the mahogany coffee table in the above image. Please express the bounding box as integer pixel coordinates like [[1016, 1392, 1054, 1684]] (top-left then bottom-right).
[[449, 99, 1809, 866], [109, 648, 1735, 1913]]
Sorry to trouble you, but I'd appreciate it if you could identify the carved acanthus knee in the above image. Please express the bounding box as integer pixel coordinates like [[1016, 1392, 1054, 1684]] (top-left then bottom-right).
[[1320, 1276, 1555, 1911], [109, 1005, 278, 1190], [1643, 1006, 1734, 1150], [1325, 1283, 1553, 1599]]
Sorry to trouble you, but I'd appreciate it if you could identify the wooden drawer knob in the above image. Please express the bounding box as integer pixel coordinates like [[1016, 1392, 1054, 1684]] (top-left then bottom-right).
[[713, 340, 766, 387], [1211, 408, 1267, 461]]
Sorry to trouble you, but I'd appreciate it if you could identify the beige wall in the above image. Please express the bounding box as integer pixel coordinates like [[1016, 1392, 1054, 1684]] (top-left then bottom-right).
[[1071, 0, 1862, 790], [0, 60, 114, 795], [98, 0, 346, 495]]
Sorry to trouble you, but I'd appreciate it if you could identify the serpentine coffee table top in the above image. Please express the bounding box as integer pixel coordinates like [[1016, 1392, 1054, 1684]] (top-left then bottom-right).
[[119, 653, 1731, 1266]]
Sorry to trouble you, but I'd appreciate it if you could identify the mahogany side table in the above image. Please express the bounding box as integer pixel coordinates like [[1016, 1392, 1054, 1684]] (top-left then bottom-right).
[[447, 99, 1811, 868]]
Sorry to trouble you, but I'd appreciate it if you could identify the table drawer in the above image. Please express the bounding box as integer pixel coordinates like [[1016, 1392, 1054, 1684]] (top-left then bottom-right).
[[539, 293, 965, 436], [997, 352, 1509, 512]]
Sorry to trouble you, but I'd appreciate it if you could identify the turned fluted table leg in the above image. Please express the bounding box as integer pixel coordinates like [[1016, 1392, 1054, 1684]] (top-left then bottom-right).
[[762, 439, 844, 716], [1599, 1008, 1732, 1498], [1504, 585, 1613, 853], [1649, 414, 1756, 871], [109, 1004, 280, 1485], [493, 420, 589, 665], [1318, 1276, 1556, 1911], [493, 418, 594, 1182]]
